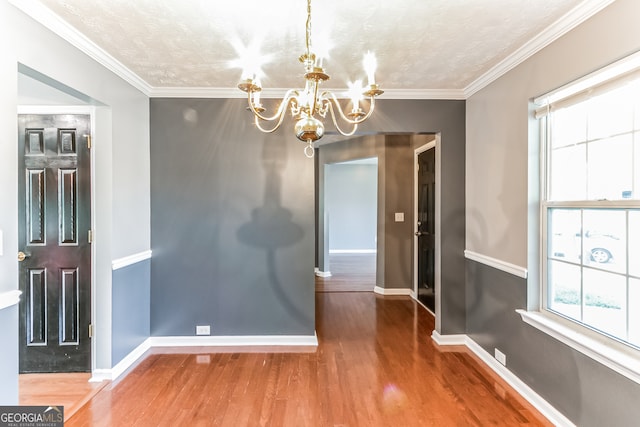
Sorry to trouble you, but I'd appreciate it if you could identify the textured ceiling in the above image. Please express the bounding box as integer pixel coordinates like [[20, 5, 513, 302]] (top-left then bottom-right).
[[34, 0, 595, 93]]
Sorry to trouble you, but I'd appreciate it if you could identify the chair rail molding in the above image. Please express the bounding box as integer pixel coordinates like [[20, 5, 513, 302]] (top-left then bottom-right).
[[112, 250, 152, 271], [0, 290, 22, 311], [464, 250, 528, 279]]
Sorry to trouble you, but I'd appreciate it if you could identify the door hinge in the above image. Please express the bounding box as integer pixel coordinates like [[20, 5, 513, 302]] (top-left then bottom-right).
[[88, 229, 93, 243], [88, 324, 93, 338], [84, 134, 92, 149]]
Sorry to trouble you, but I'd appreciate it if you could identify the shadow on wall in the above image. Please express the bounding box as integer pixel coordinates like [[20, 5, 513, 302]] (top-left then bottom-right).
[[237, 135, 308, 325]]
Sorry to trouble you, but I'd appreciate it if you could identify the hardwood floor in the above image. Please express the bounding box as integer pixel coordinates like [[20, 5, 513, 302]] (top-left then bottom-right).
[[19, 373, 108, 422], [315, 253, 377, 292], [20, 257, 550, 425], [64, 290, 551, 426]]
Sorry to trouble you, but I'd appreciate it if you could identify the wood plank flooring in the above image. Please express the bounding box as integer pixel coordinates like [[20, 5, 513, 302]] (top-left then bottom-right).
[[64, 292, 550, 426], [19, 373, 108, 422], [23, 255, 551, 426], [315, 253, 377, 292]]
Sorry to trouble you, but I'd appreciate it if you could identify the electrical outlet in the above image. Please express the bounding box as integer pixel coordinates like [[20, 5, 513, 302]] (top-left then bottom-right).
[[495, 348, 506, 366], [196, 325, 210, 335]]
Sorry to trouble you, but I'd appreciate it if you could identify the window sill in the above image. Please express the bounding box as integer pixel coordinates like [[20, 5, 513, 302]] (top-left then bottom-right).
[[516, 309, 640, 385]]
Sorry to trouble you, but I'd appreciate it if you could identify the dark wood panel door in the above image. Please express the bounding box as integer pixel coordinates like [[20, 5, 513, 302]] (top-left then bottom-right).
[[416, 148, 435, 312], [18, 114, 92, 373]]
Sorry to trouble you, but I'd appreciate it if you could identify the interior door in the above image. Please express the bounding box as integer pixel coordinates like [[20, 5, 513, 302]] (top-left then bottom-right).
[[416, 148, 435, 312], [18, 114, 92, 373]]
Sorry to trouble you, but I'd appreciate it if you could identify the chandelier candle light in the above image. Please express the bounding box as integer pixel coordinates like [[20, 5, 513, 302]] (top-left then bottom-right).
[[237, 0, 383, 158]]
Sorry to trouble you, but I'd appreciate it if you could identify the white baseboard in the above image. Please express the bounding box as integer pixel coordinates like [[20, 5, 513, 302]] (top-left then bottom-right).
[[374, 286, 412, 296], [314, 268, 332, 278], [90, 338, 151, 382], [111, 338, 152, 381], [91, 334, 318, 383], [431, 331, 467, 346], [89, 369, 112, 383], [433, 333, 575, 427], [149, 334, 318, 347]]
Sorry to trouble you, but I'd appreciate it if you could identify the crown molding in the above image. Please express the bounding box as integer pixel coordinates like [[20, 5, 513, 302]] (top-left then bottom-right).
[[464, 0, 617, 97], [12, 0, 616, 101], [9, 0, 153, 96], [149, 87, 466, 100]]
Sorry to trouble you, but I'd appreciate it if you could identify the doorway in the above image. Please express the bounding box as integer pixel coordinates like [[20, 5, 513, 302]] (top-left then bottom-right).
[[18, 113, 92, 373], [414, 141, 437, 313], [319, 157, 378, 291]]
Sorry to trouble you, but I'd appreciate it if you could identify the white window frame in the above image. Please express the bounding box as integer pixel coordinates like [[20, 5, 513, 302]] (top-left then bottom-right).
[[518, 50, 640, 385]]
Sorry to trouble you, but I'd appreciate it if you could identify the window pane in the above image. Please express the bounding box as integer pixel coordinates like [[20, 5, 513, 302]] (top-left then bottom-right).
[[630, 210, 640, 278], [630, 278, 640, 348], [587, 134, 632, 200], [549, 144, 586, 201], [583, 269, 626, 339], [582, 209, 626, 274], [548, 260, 581, 321], [548, 209, 581, 263], [551, 103, 587, 148], [588, 86, 635, 140]]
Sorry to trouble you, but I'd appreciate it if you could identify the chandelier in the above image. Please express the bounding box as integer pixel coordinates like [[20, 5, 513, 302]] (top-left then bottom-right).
[[237, 0, 383, 157]]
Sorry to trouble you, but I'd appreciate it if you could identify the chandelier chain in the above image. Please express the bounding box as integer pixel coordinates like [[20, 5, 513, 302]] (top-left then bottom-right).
[[305, 0, 312, 58]]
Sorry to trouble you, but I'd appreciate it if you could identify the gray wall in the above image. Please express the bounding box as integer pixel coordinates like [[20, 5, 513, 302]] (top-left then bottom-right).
[[150, 98, 315, 336], [112, 260, 151, 366], [465, 0, 640, 424], [325, 162, 378, 251]]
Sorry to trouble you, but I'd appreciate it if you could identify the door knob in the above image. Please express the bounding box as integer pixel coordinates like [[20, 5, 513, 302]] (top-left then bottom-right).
[[17, 251, 30, 262]]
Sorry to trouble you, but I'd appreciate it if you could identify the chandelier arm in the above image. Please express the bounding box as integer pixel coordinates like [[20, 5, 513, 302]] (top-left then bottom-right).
[[253, 114, 284, 133], [324, 92, 378, 125], [247, 89, 299, 122], [327, 101, 358, 137]]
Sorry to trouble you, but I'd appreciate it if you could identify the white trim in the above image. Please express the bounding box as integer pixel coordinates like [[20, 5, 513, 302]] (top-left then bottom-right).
[[110, 338, 152, 381], [431, 331, 466, 346], [328, 249, 377, 254], [517, 309, 640, 386], [9, 0, 153, 96], [89, 369, 112, 383], [10, 0, 614, 102], [149, 87, 467, 100], [314, 268, 332, 278], [89, 338, 152, 382], [90, 334, 317, 381], [112, 250, 152, 271], [433, 333, 575, 427], [464, 250, 528, 279], [465, 338, 576, 427], [149, 334, 319, 347], [0, 290, 22, 311], [17, 106, 96, 114], [374, 286, 412, 296], [464, 0, 616, 97]]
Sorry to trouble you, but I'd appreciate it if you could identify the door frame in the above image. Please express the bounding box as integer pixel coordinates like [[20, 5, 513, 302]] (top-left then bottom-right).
[[17, 105, 97, 374], [413, 136, 441, 330]]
